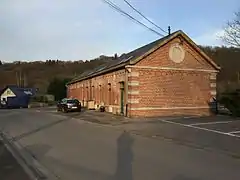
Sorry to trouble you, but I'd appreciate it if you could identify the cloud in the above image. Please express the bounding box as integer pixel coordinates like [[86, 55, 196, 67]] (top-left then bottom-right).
[[193, 29, 225, 46], [0, 0, 145, 61], [4, 0, 157, 62], [1, 0, 233, 62]]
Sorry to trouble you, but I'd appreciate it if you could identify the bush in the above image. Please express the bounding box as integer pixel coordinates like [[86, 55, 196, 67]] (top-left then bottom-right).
[[47, 78, 70, 101], [219, 90, 240, 116], [47, 101, 56, 106]]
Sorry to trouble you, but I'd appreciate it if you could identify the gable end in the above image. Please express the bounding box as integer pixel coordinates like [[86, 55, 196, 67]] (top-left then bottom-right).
[[130, 31, 220, 71]]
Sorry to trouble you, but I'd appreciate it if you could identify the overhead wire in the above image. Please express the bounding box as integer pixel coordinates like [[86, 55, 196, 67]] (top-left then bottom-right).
[[102, 0, 164, 37], [123, 0, 167, 34]]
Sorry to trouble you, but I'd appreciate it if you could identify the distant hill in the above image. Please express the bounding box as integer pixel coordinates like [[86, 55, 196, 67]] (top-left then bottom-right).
[[0, 55, 116, 93], [0, 47, 239, 94]]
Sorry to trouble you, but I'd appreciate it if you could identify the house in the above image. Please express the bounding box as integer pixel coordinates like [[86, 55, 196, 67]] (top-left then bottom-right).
[[0, 85, 36, 108], [67, 30, 220, 117]]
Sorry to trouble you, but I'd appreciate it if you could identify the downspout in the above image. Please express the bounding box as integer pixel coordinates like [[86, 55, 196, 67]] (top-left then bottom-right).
[[125, 67, 130, 117]]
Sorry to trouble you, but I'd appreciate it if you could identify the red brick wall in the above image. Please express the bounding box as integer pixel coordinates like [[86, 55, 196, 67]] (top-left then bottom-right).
[[67, 69, 127, 114], [138, 70, 211, 107], [127, 35, 218, 117], [137, 36, 214, 70]]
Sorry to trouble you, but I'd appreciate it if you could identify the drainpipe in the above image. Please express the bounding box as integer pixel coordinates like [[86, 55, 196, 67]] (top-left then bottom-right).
[[126, 103, 128, 117], [125, 67, 130, 117]]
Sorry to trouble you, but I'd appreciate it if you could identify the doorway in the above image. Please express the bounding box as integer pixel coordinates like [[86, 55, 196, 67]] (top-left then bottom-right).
[[120, 82, 124, 114]]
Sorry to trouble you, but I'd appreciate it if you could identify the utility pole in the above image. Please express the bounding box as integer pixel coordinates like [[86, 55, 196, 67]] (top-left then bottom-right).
[[23, 73, 28, 88], [19, 70, 22, 87], [16, 71, 19, 87]]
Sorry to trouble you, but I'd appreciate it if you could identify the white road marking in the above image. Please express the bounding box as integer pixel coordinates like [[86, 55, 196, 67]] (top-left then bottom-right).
[[226, 133, 240, 137], [160, 119, 240, 138], [190, 120, 238, 126], [227, 130, 240, 134]]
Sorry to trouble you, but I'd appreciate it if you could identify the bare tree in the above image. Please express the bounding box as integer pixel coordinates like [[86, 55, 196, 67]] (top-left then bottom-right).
[[222, 11, 240, 47]]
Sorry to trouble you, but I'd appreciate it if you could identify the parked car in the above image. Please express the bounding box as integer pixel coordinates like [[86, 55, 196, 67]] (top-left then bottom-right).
[[57, 98, 81, 113]]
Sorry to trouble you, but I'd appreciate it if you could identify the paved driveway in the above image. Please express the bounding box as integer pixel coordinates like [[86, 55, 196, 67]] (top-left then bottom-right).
[[0, 108, 240, 180], [120, 115, 240, 158]]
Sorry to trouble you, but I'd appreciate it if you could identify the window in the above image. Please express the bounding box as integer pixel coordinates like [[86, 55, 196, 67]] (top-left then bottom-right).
[[92, 86, 95, 100], [99, 85, 102, 102], [86, 87, 89, 100], [67, 99, 79, 104], [108, 83, 111, 105], [82, 86, 84, 100], [6, 89, 11, 95]]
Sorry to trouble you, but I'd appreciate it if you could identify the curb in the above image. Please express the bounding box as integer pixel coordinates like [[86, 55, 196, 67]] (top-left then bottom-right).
[[0, 131, 60, 180]]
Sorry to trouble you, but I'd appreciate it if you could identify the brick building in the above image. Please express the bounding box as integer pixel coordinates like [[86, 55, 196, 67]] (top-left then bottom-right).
[[67, 30, 220, 117]]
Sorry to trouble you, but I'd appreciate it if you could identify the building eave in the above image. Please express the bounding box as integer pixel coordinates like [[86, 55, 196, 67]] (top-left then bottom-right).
[[66, 62, 128, 86]]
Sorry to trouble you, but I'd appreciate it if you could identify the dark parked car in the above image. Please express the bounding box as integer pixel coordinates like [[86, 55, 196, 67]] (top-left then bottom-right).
[[57, 98, 81, 113]]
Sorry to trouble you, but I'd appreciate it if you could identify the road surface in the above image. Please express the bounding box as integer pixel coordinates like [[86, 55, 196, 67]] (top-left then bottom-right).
[[0, 108, 240, 180]]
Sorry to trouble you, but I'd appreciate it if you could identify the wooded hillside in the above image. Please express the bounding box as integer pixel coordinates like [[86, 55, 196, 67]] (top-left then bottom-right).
[[0, 55, 115, 93], [0, 46, 239, 94], [200, 46, 240, 93]]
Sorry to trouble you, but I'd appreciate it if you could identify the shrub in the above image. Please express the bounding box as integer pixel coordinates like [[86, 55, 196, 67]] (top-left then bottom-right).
[[219, 90, 240, 116]]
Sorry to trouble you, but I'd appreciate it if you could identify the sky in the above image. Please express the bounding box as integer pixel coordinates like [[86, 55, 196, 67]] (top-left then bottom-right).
[[0, 0, 239, 62]]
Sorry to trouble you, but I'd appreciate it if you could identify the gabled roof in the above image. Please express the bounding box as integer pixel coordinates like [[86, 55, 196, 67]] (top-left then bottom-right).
[[11, 88, 27, 97], [67, 30, 220, 85], [67, 33, 174, 85], [0, 85, 36, 97]]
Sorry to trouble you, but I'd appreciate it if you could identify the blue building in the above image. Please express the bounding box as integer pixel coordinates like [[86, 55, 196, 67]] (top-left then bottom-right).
[[0, 85, 36, 108]]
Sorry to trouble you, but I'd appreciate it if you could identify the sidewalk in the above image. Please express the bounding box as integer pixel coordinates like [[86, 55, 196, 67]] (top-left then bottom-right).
[[0, 140, 31, 180], [65, 108, 186, 125]]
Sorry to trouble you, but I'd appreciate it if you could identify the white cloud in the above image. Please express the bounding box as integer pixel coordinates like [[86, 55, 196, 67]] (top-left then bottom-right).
[[0, 0, 145, 61], [2, 0, 232, 62], [194, 29, 225, 46]]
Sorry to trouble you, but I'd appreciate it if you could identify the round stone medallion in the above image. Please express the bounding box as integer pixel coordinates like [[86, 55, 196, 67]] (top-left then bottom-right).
[[169, 43, 185, 63]]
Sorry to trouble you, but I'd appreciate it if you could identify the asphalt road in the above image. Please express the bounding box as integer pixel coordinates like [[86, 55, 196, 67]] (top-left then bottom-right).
[[0, 108, 240, 180]]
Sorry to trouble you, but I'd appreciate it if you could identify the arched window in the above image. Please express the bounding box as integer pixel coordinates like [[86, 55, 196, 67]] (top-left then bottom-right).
[[86, 86, 89, 101], [108, 83, 111, 105], [99, 85, 102, 103], [92, 85, 95, 100]]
